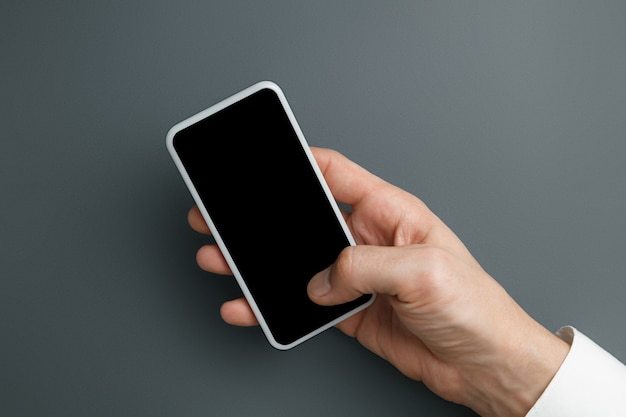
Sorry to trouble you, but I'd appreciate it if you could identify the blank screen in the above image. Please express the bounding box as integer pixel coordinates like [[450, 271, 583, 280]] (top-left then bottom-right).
[[172, 87, 371, 346]]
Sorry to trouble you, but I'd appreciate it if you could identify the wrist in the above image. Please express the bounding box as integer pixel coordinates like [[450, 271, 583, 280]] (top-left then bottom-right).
[[462, 321, 570, 417]]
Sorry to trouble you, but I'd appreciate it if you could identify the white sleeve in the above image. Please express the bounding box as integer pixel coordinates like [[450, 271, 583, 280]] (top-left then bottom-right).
[[526, 326, 626, 417]]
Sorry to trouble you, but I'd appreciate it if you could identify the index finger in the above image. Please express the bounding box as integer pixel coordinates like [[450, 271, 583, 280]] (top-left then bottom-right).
[[311, 147, 387, 207]]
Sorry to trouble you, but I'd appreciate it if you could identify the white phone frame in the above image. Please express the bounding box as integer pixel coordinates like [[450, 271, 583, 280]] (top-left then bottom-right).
[[166, 80, 375, 350]]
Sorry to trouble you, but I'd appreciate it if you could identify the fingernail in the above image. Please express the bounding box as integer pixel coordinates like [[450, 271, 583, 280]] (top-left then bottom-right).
[[309, 269, 331, 297]]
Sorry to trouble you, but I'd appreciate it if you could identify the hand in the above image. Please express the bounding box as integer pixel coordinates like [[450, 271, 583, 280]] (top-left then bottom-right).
[[188, 147, 569, 417]]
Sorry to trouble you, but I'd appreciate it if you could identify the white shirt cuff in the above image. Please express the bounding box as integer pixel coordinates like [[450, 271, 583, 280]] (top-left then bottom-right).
[[526, 326, 626, 417]]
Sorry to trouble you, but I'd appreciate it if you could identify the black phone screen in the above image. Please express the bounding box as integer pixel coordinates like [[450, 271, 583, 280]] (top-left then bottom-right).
[[171, 86, 372, 347]]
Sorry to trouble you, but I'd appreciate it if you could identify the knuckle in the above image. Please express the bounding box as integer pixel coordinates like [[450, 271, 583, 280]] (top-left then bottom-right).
[[423, 245, 450, 269], [415, 246, 453, 290]]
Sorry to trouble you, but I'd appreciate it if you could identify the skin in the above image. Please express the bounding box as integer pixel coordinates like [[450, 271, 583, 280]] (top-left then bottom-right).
[[188, 147, 569, 417]]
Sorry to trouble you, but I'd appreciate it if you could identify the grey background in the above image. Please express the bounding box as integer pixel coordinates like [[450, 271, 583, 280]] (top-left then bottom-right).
[[2, 1, 625, 416]]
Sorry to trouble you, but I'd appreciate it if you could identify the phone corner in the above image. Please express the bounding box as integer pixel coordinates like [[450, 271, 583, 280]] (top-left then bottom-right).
[[254, 80, 282, 93], [365, 293, 377, 308], [267, 337, 297, 351]]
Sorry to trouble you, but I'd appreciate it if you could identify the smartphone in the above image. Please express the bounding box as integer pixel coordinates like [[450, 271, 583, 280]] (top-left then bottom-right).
[[166, 81, 374, 350]]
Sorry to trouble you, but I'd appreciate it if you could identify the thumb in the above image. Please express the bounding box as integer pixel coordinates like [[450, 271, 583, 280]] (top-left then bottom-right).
[[308, 245, 427, 306]]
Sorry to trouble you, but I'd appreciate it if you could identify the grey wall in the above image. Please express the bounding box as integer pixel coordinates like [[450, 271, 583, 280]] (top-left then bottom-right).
[[2, 2, 625, 416]]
